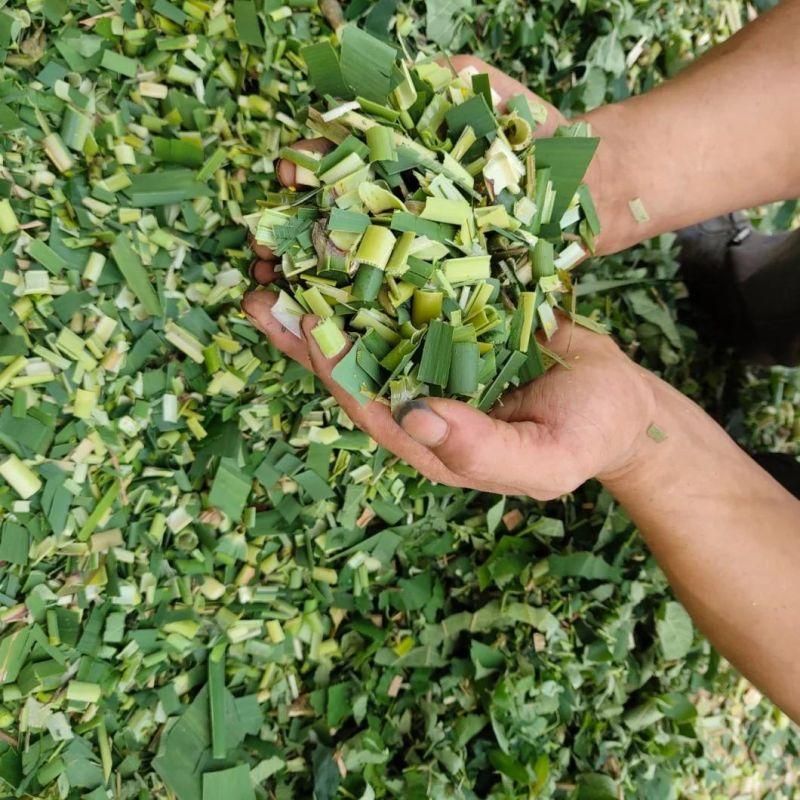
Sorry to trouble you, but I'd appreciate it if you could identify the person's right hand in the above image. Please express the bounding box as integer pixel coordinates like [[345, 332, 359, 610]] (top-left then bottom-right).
[[247, 55, 582, 269], [249, 55, 621, 268]]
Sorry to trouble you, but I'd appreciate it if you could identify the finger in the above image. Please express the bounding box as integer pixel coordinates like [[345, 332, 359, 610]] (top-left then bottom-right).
[[241, 290, 313, 370], [277, 138, 334, 190], [248, 138, 335, 259], [250, 259, 279, 285], [248, 232, 275, 262], [300, 317, 465, 487], [448, 55, 565, 136], [396, 396, 558, 495], [489, 381, 540, 424]]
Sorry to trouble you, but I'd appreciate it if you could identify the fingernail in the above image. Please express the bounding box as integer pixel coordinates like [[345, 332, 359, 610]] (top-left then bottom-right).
[[241, 292, 258, 316], [241, 293, 267, 332], [394, 400, 449, 447]]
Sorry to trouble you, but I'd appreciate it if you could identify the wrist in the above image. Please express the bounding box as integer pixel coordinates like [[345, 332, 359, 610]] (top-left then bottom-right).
[[597, 369, 735, 499], [577, 102, 651, 256], [598, 362, 800, 547], [594, 367, 666, 487]]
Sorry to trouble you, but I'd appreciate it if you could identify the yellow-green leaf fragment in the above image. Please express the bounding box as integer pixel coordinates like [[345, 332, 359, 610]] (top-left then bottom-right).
[[647, 424, 668, 443], [532, 239, 555, 278], [442, 256, 491, 285], [73, 388, 97, 419], [554, 241, 586, 271], [312, 566, 338, 584], [356, 225, 396, 269], [366, 125, 397, 162], [353, 263, 384, 301], [328, 208, 370, 234], [475, 205, 511, 229], [386, 231, 415, 276], [538, 301, 558, 340], [339, 26, 398, 105], [203, 764, 256, 800], [359, 182, 406, 213], [110, 234, 162, 316], [311, 318, 347, 358], [483, 138, 525, 195], [0, 628, 32, 685], [278, 146, 322, 174], [164, 321, 205, 363], [26, 239, 67, 275], [67, 680, 102, 704], [478, 349, 528, 412], [266, 620, 285, 644], [534, 137, 600, 221], [411, 290, 444, 328], [300, 286, 335, 318], [302, 40, 350, 99], [61, 106, 93, 151], [392, 61, 418, 111], [0, 454, 41, 499], [418, 320, 453, 387], [447, 341, 480, 395], [101, 49, 138, 78], [208, 644, 227, 760], [420, 197, 472, 225], [629, 197, 651, 223], [78, 482, 121, 542], [0, 199, 19, 233], [446, 95, 496, 139], [271, 291, 306, 337], [514, 292, 537, 353], [42, 133, 73, 173]]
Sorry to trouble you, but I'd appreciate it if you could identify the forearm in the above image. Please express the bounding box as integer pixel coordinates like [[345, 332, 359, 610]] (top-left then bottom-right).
[[583, 0, 800, 254], [601, 375, 800, 721]]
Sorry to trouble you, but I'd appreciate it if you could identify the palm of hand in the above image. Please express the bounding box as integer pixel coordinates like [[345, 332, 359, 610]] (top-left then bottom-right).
[[486, 326, 655, 498], [243, 289, 653, 500]]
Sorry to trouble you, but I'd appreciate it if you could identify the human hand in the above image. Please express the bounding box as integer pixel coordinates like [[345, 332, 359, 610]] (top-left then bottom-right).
[[244, 56, 654, 499], [248, 54, 622, 272], [247, 54, 573, 272], [243, 277, 656, 499]]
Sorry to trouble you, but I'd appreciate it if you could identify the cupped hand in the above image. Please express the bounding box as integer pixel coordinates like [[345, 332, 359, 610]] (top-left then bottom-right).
[[244, 56, 648, 500], [249, 56, 568, 266], [243, 289, 656, 500]]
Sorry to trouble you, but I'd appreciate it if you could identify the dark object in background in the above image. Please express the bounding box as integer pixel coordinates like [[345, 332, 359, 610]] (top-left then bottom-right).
[[677, 213, 800, 366], [750, 451, 800, 499], [678, 215, 800, 498]]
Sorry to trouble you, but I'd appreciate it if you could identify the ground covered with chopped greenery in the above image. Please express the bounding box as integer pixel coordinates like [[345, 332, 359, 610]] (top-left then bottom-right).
[[0, 1, 797, 799]]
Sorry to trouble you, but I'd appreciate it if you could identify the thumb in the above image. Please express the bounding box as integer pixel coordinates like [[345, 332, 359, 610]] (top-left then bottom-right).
[[394, 397, 544, 491]]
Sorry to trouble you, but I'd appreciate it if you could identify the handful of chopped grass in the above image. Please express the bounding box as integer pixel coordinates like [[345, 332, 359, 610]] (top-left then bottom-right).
[[247, 27, 600, 411]]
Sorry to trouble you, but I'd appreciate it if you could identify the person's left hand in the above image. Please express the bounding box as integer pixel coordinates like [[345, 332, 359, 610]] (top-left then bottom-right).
[[243, 286, 657, 499]]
